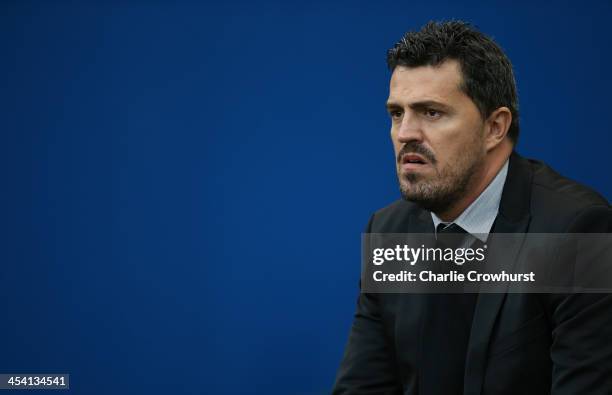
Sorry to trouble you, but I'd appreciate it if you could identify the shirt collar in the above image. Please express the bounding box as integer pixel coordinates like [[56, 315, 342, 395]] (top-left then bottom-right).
[[431, 159, 509, 242]]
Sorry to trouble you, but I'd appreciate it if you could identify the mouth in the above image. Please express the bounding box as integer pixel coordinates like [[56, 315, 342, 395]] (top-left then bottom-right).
[[400, 153, 430, 170]]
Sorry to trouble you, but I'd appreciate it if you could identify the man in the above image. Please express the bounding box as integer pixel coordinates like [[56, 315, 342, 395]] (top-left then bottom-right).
[[333, 21, 612, 394]]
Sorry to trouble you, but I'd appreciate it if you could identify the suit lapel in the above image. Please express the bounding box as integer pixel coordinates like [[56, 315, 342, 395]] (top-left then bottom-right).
[[397, 206, 434, 392], [410, 208, 435, 233], [463, 152, 533, 395]]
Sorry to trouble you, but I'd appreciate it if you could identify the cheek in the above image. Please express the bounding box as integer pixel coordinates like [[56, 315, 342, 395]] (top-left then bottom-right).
[[390, 133, 400, 154], [429, 120, 482, 156]]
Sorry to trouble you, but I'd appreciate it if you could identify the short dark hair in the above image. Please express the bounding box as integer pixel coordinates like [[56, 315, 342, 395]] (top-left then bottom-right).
[[387, 20, 520, 144]]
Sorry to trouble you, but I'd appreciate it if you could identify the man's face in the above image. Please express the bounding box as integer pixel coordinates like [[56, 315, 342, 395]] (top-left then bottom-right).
[[386, 60, 487, 214]]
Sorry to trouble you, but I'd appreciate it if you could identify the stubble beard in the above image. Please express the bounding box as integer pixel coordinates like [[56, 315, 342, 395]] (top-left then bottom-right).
[[398, 148, 484, 214]]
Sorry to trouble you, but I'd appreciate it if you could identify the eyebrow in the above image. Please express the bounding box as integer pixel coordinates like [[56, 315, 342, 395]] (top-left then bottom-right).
[[385, 100, 452, 112]]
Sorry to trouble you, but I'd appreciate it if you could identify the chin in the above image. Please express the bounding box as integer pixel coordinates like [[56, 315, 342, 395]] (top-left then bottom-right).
[[402, 194, 448, 214]]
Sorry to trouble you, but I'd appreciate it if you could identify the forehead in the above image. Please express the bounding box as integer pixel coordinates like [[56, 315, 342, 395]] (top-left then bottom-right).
[[388, 60, 466, 104]]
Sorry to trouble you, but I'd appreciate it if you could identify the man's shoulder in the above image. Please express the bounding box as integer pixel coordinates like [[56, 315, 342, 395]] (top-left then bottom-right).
[[523, 157, 610, 231], [367, 199, 425, 233], [529, 158, 608, 207]]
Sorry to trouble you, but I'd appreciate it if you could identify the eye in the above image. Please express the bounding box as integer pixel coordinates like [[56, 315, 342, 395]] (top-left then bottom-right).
[[390, 110, 403, 120], [424, 109, 442, 119]]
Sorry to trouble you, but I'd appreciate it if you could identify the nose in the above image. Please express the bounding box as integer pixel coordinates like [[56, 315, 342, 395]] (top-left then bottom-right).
[[394, 111, 424, 143]]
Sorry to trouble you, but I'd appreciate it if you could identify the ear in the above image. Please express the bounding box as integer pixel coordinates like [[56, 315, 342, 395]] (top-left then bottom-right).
[[484, 107, 512, 151]]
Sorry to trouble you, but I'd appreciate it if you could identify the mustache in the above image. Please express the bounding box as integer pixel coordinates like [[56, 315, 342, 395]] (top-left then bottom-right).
[[397, 142, 437, 164]]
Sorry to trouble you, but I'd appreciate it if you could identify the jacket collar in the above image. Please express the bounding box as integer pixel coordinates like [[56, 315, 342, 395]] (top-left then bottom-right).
[[464, 151, 533, 395], [495, 151, 533, 229]]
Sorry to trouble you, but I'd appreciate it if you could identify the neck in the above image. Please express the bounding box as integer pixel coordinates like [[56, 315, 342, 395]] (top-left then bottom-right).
[[435, 142, 512, 222]]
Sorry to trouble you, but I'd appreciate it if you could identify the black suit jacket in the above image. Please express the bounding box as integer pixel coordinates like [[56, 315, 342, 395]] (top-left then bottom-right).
[[333, 152, 612, 395]]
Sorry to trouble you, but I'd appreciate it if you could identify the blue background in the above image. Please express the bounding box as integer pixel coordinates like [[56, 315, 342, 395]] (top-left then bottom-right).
[[2, 1, 611, 394]]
